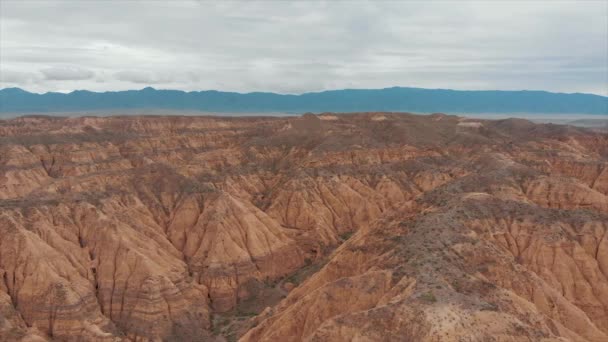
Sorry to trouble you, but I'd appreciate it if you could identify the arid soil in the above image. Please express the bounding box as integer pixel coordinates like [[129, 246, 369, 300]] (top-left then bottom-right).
[[1, 113, 607, 341]]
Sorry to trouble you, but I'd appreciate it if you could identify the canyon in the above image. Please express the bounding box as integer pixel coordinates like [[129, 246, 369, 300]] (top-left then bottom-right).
[[0, 112, 607, 341]]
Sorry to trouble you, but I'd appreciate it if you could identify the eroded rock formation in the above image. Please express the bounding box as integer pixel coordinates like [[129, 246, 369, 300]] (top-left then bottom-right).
[[0, 113, 607, 341]]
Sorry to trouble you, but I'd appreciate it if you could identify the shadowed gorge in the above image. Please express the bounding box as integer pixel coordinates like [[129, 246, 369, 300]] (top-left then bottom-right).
[[1, 113, 608, 341]]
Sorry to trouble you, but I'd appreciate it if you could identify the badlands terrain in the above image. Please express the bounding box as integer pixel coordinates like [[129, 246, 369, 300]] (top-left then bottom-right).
[[0, 112, 608, 341]]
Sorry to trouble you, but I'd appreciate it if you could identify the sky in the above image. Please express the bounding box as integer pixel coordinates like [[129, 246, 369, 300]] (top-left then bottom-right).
[[0, 0, 607, 95]]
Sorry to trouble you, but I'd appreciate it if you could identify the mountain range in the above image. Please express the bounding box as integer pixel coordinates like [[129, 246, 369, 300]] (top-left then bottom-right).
[[1, 86, 606, 115]]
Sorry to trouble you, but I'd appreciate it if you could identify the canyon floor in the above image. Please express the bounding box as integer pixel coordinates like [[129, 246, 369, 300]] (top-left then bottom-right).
[[1, 112, 607, 341]]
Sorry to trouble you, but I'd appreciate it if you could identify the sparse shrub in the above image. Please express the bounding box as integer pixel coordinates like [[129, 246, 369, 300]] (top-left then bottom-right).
[[237, 311, 257, 317], [340, 231, 353, 241], [452, 280, 462, 292], [480, 302, 499, 311], [420, 291, 437, 303], [389, 235, 403, 243]]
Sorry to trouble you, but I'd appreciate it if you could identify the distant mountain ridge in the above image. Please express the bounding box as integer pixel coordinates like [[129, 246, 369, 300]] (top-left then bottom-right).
[[1, 86, 606, 115]]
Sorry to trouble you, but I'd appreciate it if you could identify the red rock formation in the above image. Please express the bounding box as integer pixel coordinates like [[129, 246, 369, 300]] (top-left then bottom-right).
[[0, 113, 607, 341]]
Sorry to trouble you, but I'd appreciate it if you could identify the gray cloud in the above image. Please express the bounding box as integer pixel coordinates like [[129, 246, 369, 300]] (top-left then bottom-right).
[[40, 66, 95, 81], [0, 70, 41, 84], [0, 1, 606, 95], [114, 70, 173, 84]]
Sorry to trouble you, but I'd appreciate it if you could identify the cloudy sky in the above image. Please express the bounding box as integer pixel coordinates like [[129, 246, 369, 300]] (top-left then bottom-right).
[[0, 0, 606, 95]]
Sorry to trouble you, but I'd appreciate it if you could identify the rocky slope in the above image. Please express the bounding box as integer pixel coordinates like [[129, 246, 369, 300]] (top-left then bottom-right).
[[0, 113, 607, 341]]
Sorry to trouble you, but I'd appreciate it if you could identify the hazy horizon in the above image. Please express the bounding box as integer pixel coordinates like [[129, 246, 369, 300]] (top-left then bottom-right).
[[1, 1, 606, 96], [3, 85, 607, 97]]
